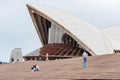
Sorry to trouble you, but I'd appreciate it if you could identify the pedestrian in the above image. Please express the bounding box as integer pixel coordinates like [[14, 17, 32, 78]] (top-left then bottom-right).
[[35, 64, 39, 71], [0, 61, 2, 64], [31, 64, 39, 72], [10, 57, 14, 63], [39, 53, 42, 61], [82, 52, 88, 68], [46, 53, 49, 61]]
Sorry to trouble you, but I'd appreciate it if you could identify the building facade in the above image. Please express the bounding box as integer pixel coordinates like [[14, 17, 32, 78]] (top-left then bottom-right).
[[10, 48, 23, 62], [27, 4, 120, 60]]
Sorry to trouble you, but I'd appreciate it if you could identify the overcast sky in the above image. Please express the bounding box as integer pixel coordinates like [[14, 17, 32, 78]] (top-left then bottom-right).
[[0, 0, 120, 62]]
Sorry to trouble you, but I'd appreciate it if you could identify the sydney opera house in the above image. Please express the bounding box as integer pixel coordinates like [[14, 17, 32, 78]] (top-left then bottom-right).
[[26, 4, 120, 60]]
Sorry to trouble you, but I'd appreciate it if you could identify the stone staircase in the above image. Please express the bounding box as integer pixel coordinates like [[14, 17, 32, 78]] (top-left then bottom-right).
[[0, 53, 120, 80]]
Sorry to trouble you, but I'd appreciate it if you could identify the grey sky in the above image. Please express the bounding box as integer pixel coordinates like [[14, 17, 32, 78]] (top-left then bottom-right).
[[0, 0, 120, 62], [38, 0, 120, 28]]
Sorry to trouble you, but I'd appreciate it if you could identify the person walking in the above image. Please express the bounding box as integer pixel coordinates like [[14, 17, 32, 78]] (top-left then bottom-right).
[[0, 61, 2, 64], [39, 53, 42, 61], [46, 53, 49, 61], [82, 52, 88, 68]]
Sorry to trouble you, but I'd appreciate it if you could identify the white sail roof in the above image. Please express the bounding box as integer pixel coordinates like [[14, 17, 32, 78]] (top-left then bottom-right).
[[27, 4, 114, 55], [102, 25, 120, 50]]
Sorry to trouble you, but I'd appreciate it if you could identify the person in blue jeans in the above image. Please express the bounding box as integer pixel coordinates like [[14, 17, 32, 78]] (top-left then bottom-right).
[[82, 52, 88, 68]]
